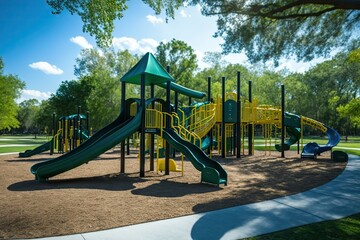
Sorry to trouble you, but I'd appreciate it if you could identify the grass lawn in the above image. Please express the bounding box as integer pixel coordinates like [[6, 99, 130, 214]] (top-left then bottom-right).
[[245, 213, 360, 240], [244, 136, 360, 155], [0, 135, 49, 154]]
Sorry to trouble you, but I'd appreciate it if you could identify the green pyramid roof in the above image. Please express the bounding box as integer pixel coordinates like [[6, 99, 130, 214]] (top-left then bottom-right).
[[120, 52, 174, 85]]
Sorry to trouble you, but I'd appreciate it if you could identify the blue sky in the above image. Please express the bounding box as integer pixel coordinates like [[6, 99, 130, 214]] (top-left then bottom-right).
[[0, 1, 325, 103]]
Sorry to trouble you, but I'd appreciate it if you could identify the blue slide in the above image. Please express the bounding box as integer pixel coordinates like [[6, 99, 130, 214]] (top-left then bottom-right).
[[301, 125, 341, 159], [162, 128, 227, 186]]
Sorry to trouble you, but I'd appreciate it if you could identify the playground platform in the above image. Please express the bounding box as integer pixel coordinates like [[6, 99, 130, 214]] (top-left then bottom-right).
[[27, 154, 360, 240]]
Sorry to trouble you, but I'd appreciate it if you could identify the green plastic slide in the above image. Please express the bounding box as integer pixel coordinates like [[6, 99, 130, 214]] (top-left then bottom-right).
[[275, 126, 301, 151], [162, 128, 227, 186], [31, 105, 143, 182], [158, 81, 205, 99], [275, 113, 301, 151], [19, 141, 52, 158]]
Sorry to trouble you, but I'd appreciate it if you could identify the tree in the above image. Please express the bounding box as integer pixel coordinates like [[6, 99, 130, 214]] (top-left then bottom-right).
[[47, 1, 360, 63], [283, 50, 360, 134], [190, 0, 360, 65], [337, 98, 360, 127], [17, 99, 40, 135], [47, 0, 128, 47], [74, 49, 138, 129], [194, 51, 254, 101], [36, 100, 54, 135], [48, 79, 92, 118], [252, 71, 284, 106], [0, 58, 25, 131], [155, 39, 199, 104]]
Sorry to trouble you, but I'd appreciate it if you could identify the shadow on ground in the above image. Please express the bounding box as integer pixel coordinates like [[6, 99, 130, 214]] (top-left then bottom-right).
[[7, 173, 144, 192], [131, 179, 221, 197]]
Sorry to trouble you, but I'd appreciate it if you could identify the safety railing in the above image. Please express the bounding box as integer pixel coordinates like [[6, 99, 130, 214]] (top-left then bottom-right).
[[255, 105, 282, 125], [187, 103, 216, 138], [301, 116, 327, 133], [145, 108, 201, 146]]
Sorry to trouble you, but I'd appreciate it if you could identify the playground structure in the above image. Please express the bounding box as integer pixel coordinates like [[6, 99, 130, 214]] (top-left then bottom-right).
[[19, 109, 91, 158], [29, 52, 341, 185]]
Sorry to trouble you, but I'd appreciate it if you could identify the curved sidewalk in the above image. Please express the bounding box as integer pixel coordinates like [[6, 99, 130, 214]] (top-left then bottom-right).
[[29, 154, 360, 240]]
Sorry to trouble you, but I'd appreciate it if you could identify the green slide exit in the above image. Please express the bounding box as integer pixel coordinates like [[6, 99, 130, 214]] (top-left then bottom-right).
[[162, 128, 227, 186], [19, 141, 51, 158], [31, 105, 143, 182]]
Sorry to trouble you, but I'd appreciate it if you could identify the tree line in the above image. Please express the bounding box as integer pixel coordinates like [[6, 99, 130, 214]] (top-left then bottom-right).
[[1, 39, 359, 136]]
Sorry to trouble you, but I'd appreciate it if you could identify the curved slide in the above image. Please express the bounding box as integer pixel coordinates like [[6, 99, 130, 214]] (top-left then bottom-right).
[[275, 126, 301, 151], [162, 128, 227, 186], [274, 112, 340, 157], [31, 104, 142, 181], [275, 113, 301, 151], [301, 125, 341, 158]]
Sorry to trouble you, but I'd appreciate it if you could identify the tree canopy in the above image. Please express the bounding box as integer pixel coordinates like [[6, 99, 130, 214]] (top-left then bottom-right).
[[74, 49, 138, 129], [17, 99, 40, 134], [46, 0, 128, 47], [191, 0, 360, 64], [47, 0, 360, 63], [0, 58, 25, 131]]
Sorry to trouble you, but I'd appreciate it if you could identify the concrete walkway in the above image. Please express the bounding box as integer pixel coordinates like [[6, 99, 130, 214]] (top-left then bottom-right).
[[27, 154, 360, 240]]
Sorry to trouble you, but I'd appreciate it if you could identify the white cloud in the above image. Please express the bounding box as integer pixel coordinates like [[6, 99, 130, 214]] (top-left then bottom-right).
[[17, 89, 52, 103], [112, 37, 159, 54], [29, 62, 64, 75], [146, 15, 164, 24], [180, 10, 190, 18], [70, 36, 93, 49], [195, 50, 210, 69], [276, 56, 328, 73]]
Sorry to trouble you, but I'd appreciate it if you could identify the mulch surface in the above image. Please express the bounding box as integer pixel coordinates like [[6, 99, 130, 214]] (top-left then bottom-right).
[[0, 148, 346, 239]]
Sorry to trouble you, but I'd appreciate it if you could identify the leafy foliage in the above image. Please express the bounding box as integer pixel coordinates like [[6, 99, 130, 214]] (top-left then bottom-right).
[[0, 58, 25, 130], [191, 0, 360, 64], [17, 99, 40, 134], [155, 39, 199, 104], [47, 0, 127, 47], [74, 49, 138, 129], [48, 80, 92, 118], [46, 0, 360, 63], [337, 98, 360, 126]]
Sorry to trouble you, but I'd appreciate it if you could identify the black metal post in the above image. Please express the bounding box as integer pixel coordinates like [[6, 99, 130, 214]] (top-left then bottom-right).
[[167, 65, 177, 159], [149, 84, 155, 171], [248, 81, 253, 155], [165, 80, 171, 175], [208, 76, 213, 155], [140, 74, 146, 177], [78, 106, 82, 143], [86, 111, 90, 133], [50, 112, 56, 155], [221, 77, 226, 158], [120, 81, 126, 173], [237, 71, 241, 158], [281, 84, 285, 158], [126, 138, 130, 155]]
